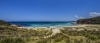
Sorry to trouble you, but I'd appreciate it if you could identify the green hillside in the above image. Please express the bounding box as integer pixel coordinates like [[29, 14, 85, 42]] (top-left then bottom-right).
[[77, 16, 100, 24]]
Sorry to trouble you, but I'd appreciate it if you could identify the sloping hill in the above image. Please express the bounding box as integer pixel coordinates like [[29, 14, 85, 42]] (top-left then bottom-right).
[[77, 16, 100, 24], [0, 20, 11, 26]]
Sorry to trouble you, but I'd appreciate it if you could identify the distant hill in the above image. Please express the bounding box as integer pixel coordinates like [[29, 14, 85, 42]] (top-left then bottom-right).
[[77, 16, 100, 24], [0, 20, 11, 26]]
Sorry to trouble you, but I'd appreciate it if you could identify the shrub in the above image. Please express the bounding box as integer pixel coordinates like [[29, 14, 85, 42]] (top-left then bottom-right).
[[0, 38, 26, 43]]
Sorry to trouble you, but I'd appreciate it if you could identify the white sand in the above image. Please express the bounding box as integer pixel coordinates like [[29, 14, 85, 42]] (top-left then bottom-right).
[[44, 28, 60, 38]]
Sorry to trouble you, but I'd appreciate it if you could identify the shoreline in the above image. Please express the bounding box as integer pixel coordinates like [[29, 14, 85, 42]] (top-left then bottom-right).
[[16, 24, 96, 29]]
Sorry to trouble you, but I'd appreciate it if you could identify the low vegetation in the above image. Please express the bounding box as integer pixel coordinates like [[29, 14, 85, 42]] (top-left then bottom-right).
[[0, 20, 100, 43], [0, 26, 52, 43], [60, 26, 100, 43], [0, 20, 11, 26]]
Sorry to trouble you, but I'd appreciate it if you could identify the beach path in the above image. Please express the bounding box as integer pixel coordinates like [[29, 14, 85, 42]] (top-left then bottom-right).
[[44, 28, 61, 38]]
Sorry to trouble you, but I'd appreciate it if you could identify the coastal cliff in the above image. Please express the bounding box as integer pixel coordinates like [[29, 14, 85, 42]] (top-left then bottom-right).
[[77, 16, 100, 24]]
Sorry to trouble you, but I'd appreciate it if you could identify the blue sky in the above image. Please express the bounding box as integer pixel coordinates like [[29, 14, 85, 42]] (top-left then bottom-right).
[[0, 0, 100, 21]]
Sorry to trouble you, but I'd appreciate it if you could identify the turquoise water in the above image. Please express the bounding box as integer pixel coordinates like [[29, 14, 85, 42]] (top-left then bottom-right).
[[9, 22, 76, 27]]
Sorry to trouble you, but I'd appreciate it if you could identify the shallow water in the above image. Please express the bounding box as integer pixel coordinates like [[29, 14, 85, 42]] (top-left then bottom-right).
[[9, 21, 76, 27]]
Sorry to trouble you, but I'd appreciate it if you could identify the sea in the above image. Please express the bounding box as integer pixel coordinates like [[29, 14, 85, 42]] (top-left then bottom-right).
[[9, 21, 76, 27]]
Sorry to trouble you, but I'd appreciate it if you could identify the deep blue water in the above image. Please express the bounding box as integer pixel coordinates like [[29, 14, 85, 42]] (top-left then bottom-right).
[[9, 21, 76, 27]]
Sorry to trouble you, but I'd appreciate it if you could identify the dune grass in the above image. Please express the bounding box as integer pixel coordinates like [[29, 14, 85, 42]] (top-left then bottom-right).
[[1, 25, 100, 43]]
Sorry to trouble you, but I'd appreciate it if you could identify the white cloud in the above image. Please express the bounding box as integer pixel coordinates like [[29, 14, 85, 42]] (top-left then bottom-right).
[[75, 15, 79, 18], [89, 12, 100, 17], [75, 12, 100, 19], [75, 15, 85, 19]]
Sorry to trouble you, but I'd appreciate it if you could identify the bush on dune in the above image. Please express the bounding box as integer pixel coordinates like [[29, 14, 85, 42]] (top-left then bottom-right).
[[0, 38, 26, 43], [0, 20, 11, 26]]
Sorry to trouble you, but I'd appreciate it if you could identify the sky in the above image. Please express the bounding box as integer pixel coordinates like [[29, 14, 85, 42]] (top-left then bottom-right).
[[0, 0, 100, 21]]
